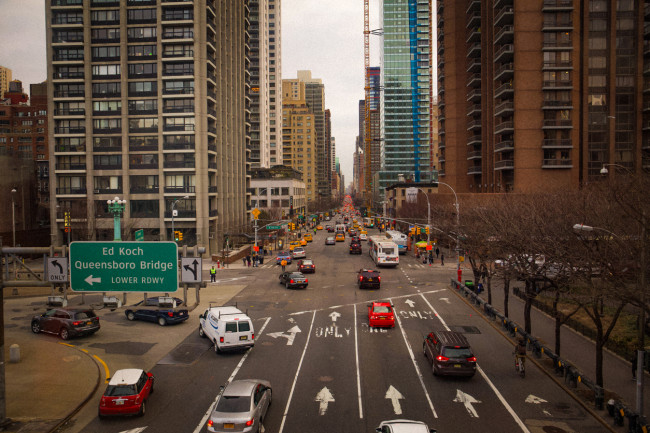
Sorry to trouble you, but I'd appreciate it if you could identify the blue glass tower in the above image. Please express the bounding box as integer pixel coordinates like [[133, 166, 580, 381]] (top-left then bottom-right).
[[379, 0, 432, 190]]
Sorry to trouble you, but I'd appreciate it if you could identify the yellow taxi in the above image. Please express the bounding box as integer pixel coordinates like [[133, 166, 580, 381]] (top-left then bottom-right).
[[360, 229, 368, 235], [335, 233, 345, 242], [289, 240, 302, 251], [316, 225, 324, 230], [299, 238, 307, 246], [304, 233, 313, 242]]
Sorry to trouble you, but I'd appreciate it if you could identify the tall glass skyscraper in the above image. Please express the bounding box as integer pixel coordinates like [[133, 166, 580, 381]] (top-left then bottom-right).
[[379, 0, 432, 189]]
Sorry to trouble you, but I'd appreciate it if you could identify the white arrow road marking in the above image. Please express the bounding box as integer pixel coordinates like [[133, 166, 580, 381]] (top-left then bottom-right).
[[405, 299, 415, 307], [315, 387, 335, 415], [84, 275, 101, 285], [119, 428, 147, 433], [525, 395, 547, 404], [329, 311, 341, 322], [267, 325, 301, 345], [439, 297, 450, 304], [385, 385, 405, 415], [543, 410, 552, 417], [453, 390, 481, 417]]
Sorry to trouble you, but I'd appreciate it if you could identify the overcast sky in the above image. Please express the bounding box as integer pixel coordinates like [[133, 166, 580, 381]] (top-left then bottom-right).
[[0, 0, 388, 187]]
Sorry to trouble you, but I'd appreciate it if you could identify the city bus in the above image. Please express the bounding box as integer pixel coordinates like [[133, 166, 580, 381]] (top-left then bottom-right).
[[385, 230, 408, 255], [368, 236, 399, 267], [363, 217, 374, 228]]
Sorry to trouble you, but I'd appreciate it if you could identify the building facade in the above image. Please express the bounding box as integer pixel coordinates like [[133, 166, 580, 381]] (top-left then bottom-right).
[[0, 66, 12, 98], [379, 0, 433, 190], [250, 165, 306, 220], [437, 0, 649, 194], [46, 0, 247, 254]]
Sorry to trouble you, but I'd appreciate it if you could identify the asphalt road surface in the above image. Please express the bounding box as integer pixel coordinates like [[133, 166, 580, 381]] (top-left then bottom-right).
[[78, 227, 608, 433]]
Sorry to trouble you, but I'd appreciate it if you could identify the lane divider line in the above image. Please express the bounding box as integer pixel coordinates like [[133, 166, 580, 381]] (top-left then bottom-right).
[[354, 304, 363, 419], [390, 297, 438, 418], [192, 316, 272, 433], [417, 293, 530, 432]]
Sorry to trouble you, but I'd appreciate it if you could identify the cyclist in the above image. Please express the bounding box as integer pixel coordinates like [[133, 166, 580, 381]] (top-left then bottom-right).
[[514, 339, 527, 375]]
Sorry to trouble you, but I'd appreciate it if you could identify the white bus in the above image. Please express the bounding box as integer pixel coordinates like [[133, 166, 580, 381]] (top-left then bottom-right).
[[368, 236, 399, 267], [385, 230, 408, 255], [363, 217, 374, 228], [335, 223, 347, 233]]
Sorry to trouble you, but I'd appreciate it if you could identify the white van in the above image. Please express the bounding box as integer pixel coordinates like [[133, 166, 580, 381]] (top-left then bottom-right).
[[199, 306, 254, 353]]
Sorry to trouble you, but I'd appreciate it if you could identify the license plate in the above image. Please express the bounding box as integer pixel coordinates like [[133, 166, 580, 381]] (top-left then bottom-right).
[[86, 321, 92, 325], [239, 335, 248, 340], [115, 400, 124, 405], [224, 423, 235, 429], [454, 364, 462, 368], [367, 278, 373, 281]]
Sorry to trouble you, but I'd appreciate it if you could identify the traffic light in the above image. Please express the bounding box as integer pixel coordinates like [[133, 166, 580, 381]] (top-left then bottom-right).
[[178, 232, 183, 241], [174, 230, 180, 241], [417, 227, 422, 235], [425, 226, 430, 235], [410, 227, 416, 235]]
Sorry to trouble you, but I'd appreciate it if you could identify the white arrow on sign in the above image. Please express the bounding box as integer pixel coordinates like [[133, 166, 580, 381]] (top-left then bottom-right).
[[439, 297, 450, 304], [118, 428, 148, 433], [84, 275, 101, 285], [453, 389, 481, 417], [267, 325, 301, 345], [329, 311, 341, 322], [525, 394, 548, 404], [405, 299, 415, 307], [315, 386, 335, 415], [385, 385, 405, 415]]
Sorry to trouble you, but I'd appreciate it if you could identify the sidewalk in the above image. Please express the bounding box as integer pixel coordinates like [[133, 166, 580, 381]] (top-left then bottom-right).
[[473, 272, 650, 416]]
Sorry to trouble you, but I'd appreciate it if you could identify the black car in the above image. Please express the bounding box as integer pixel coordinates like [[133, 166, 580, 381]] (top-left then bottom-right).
[[350, 242, 362, 254], [31, 308, 100, 340], [423, 331, 476, 377], [297, 259, 316, 273], [125, 297, 189, 326], [279, 271, 309, 289], [358, 268, 381, 289]]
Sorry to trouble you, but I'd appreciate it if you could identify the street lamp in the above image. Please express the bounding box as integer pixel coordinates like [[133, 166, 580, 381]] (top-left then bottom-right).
[[436, 181, 460, 272], [414, 188, 431, 249], [11, 188, 16, 247], [171, 195, 189, 242], [107, 197, 126, 241]]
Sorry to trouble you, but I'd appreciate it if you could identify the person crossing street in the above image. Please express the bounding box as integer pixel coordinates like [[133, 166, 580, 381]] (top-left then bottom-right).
[[210, 265, 216, 282]]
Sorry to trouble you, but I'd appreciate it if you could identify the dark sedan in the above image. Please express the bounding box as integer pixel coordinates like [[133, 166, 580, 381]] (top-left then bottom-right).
[[31, 308, 100, 340], [125, 297, 189, 326], [279, 271, 308, 289], [297, 259, 316, 273]]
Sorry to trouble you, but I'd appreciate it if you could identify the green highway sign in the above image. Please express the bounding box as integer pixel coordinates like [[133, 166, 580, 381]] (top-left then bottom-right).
[[135, 229, 144, 241], [70, 242, 178, 292], [266, 225, 282, 229]]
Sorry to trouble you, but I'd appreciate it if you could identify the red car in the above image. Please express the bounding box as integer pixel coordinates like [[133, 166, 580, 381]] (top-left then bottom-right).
[[99, 369, 154, 417], [368, 302, 395, 328]]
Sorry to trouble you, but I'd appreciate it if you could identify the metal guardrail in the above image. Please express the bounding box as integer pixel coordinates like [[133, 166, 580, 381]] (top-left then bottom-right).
[[450, 278, 649, 431]]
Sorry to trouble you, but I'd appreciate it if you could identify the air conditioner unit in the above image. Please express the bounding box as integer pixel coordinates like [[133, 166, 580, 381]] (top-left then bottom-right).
[[47, 296, 67, 307], [103, 296, 122, 309]]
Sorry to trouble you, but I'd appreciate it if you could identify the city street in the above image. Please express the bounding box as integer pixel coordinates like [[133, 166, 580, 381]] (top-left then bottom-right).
[[42, 226, 608, 433]]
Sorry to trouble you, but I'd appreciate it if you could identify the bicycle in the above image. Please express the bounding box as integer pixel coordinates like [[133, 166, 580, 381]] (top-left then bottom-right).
[[514, 352, 526, 378]]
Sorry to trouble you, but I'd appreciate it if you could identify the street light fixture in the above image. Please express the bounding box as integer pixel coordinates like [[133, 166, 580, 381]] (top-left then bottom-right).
[[435, 181, 460, 273], [11, 188, 16, 247], [171, 195, 189, 242], [106, 197, 127, 241]]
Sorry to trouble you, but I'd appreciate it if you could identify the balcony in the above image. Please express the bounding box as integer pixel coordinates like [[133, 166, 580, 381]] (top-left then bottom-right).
[[54, 108, 85, 116], [55, 143, 85, 152], [163, 141, 195, 150], [55, 162, 86, 170], [494, 25, 514, 46], [467, 42, 481, 58], [494, 62, 514, 81], [494, 101, 514, 116], [542, 138, 572, 148], [53, 71, 84, 80], [494, 159, 514, 170], [467, 12, 480, 29], [542, 119, 573, 128], [542, 158, 572, 168], [467, 119, 482, 131], [494, 44, 514, 62], [94, 188, 123, 195], [56, 187, 86, 195], [542, 18, 573, 31], [467, 88, 482, 102], [466, 58, 481, 73], [542, 0, 574, 11], [494, 7, 513, 27], [163, 124, 195, 132], [494, 82, 513, 98], [467, 150, 482, 160], [131, 186, 159, 194], [494, 140, 514, 152], [164, 210, 195, 219], [542, 80, 572, 90], [466, 26, 481, 44], [162, 10, 194, 22], [51, 0, 83, 5], [542, 40, 573, 50], [54, 126, 85, 134], [164, 185, 195, 194], [163, 160, 195, 168], [129, 161, 158, 170], [542, 99, 573, 109], [467, 166, 482, 175], [467, 103, 481, 116], [467, 134, 481, 146], [494, 121, 513, 134]]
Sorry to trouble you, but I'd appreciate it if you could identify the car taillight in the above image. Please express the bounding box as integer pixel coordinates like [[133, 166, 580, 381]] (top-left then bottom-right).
[[467, 356, 477, 362], [378, 276, 381, 282], [167, 312, 174, 317], [252, 333, 255, 340], [220, 337, 224, 343], [99, 397, 107, 407], [436, 355, 449, 362], [360, 277, 364, 281], [290, 279, 295, 283], [72, 321, 82, 326], [207, 420, 213, 427], [305, 279, 308, 283], [246, 419, 254, 427]]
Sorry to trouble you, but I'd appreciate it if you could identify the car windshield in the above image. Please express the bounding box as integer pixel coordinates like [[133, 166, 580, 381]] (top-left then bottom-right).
[[290, 273, 303, 278], [74, 311, 96, 319], [104, 384, 137, 397], [215, 396, 251, 413], [373, 306, 392, 313], [302, 260, 313, 265], [443, 347, 473, 358]]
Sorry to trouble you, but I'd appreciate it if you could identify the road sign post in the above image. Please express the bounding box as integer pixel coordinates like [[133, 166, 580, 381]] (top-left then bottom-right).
[[69, 242, 178, 292]]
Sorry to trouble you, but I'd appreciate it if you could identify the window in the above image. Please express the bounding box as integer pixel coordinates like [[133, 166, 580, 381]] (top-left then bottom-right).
[[94, 154, 122, 169], [128, 45, 156, 59], [130, 200, 159, 218], [129, 118, 158, 132], [128, 27, 157, 41], [93, 136, 121, 151], [128, 99, 158, 114], [128, 81, 157, 96], [91, 28, 120, 43], [93, 118, 121, 132], [92, 46, 120, 61], [128, 63, 157, 77], [163, 80, 194, 94], [163, 62, 193, 76], [163, 117, 194, 131], [92, 64, 121, 78], [92, 82, 121, 98], [162, 44, 193, 57], [129, 136, 158, 150], [93, 100, 121, 114], [91, 10, 119, 25], [162, 26, 193, 39], [127, 8, 156, 23]]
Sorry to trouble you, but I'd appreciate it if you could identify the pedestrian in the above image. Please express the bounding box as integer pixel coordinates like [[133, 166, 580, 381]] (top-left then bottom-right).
[[210, 265, 216, 282], [435, 247, 440, 258], [246, 255, 251, 267], [477, 282, 484, 294], [281, 259, 287, 272], [428, 252, 433, 265], [440, 253, 445, 266], [242, 256, 247, 266], [252, 255, 257, 267], [632, 353, 638, 380]]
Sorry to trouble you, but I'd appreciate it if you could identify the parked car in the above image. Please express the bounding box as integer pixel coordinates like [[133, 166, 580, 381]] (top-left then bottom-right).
[[368, 301, 395, 328], [276, 251, 292, 265], [292, 247, 306, 259], [31, 308, 100, 340], [297, 259, 316, 273], [279, 271, 308, 289], [125, 297, 189, 326], [199, 306, 254, 353], [206, 379, 272, 433], [99, 368, 154, 418], [350, 242, 362, 254], [358, 269, 381, 289], [375, 419, 437, 433], [325, 236, 336, 245], [423, 330, 476, 377]]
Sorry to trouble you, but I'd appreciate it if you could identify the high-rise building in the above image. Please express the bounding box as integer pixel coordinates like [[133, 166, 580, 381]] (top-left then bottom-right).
[[437, 0, 649, 194], [362, 66, 382, 202], [46, 0, 247, 253], [0, 66, 12, 98], [246, 0, 282, 169], [379, 0, 433, 190]]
